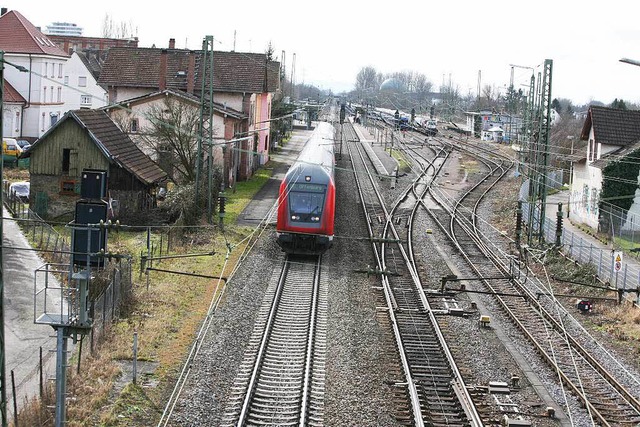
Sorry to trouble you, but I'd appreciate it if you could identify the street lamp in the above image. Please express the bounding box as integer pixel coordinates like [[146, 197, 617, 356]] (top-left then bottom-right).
[[620, 57, 640, 67]]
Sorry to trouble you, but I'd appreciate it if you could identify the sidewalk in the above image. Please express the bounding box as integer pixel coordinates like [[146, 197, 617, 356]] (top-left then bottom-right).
[[237, 127, 314, 226], [3, 208, 61, 418]]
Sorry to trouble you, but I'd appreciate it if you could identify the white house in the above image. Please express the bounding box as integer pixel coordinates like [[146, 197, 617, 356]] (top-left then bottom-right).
[[63, 50, 108, 111], [2, 80, 26, 138], [570, 106, 640, 230], [0, 9, 70, 139], [482, 126, 504, 142]]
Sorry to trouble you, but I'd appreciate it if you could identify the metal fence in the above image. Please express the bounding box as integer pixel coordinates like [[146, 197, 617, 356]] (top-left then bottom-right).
[[599, 202, 640, 248], [90, 260, 133, 352], [3, 195, 133, 423], [523, 200, 640, 302]]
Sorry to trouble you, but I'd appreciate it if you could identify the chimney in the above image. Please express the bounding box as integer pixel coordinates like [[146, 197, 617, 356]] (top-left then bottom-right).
[[1, 8, 7, 15], [168, 38, 175, 49], [187, 51, 195, 94], [159, 49, 168, 91]]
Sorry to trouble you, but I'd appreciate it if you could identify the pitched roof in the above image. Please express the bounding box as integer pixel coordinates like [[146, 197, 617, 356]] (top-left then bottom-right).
[[102, 89, 247, 120], [580, 105, 640, 146], [0, 10, 68, 56], [3, 80, 26, 103], [75, 49, 107, 80], [98, 48, 280, 94], [30, 109, 168, 185], [591, 139, 640, 169]]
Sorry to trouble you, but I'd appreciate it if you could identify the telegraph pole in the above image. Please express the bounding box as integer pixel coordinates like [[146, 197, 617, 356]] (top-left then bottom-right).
[[196, 36, 215, 222], [0, 50, 7, 427], [527, 59, 553, 244]]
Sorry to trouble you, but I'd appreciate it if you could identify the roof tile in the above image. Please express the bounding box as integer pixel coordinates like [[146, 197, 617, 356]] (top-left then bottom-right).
[[581, 106, 640, 146], [70, 110, 168, 185], [0, 10, 69, 56], [99, 48, 279, 93]]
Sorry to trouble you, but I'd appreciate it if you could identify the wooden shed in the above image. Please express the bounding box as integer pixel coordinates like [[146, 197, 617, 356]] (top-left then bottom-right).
[[25, 109, 168, 218]]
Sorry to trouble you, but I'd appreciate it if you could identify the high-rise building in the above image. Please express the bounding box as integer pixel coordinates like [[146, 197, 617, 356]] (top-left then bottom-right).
[[44, 21, 83, 36]]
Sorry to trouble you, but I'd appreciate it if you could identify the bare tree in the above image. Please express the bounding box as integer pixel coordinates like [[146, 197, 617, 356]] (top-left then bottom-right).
[[138, 98, 203, 183], [355, 66, 379, 92], [101, 13, 137, 39]]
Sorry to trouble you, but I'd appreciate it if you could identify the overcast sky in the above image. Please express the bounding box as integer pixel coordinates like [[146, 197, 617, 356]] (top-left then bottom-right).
[[6, 0, 640, 107]]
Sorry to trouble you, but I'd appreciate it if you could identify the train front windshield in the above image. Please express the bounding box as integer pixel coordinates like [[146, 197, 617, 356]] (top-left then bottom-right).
[[289, 183, 326, 223]]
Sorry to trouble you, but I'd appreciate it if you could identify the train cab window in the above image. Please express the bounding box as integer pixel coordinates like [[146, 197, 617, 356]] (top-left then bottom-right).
[[289, 183, 326, 223]]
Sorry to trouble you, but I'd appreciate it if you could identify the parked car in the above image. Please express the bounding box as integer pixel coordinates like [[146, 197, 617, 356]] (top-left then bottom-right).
[[8, 181, 29, 203], [16, 139, 31, 151], [3, 138, 22, 162]]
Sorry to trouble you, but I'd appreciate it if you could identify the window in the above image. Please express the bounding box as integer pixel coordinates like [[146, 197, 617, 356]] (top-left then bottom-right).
[[588, 138, 596, 162], [64, 76, 69, 85], [43, 86, 47, 103], [60, 180, 76, 194], [62, 148, 71, 174], [81, 95, 92, 105], [41, 112, 45, 131], [15, 112, 19, 132], [50, 86, 54, 103], [50, 113, 59, 127], [131, 118, 139, 132], [78, 76, 87, 87], [50, 63, 54, 78], [58, 63, 62, 78], [288, 183, 326, 223], [57, 87, 62, 102], [44, 62, 48, 75]]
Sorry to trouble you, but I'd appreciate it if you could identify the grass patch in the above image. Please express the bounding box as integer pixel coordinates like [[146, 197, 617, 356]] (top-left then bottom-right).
[[222, 163, 275, 224], [15, 164, 270, 425], [390, 149, 411, 173]]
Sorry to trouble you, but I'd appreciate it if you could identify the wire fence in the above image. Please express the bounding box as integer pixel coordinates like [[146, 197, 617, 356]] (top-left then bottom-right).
[[523, 200, 640, 303], [599, 202, 640, 250], [2, 189, 134, 424]]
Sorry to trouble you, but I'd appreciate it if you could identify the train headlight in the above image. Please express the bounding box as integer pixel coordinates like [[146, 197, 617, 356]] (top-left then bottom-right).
[[291, 215, 300, 220], [311, 216, 320, 222]]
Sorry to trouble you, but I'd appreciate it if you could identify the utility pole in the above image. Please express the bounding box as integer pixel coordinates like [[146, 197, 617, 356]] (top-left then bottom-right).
[[0, 50, 7, 427], [290, 53, 296, 100], [527, 59, 553, 244], [196, 36, 215, 222]]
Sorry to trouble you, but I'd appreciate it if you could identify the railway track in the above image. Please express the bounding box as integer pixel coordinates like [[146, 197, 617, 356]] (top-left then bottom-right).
[[426, 135, 640, 426], [346, 122, 483, 426], [221, 254, 327, 426]]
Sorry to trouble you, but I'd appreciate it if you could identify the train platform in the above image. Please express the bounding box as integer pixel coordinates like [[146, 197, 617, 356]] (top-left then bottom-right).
[[237, 121, 400, 227]]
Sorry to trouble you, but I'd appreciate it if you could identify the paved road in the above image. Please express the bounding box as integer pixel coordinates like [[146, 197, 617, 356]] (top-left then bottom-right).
[[3, 208, 61, 416]]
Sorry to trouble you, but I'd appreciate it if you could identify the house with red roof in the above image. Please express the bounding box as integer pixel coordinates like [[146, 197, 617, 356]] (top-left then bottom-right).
[[2, 80, 26, 137], [0, 8, 69, 139], [98, 41, 280, 183]]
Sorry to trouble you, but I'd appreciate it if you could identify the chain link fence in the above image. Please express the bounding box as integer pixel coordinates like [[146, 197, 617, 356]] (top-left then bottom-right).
[[522, 200, 640, 302]]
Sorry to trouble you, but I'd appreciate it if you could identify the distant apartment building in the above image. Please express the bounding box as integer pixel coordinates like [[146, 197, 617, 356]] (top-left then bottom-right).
[[44, 22, 83, 37]]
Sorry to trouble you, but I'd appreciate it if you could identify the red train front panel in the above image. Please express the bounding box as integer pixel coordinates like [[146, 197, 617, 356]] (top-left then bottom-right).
[[276, 168, 335, 254]]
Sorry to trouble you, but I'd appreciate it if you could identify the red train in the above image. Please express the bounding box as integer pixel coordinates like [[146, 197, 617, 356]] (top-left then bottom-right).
[[276, 122, 336, 254]]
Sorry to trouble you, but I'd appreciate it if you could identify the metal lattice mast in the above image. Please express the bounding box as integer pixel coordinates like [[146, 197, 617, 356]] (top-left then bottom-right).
[[527, 59, 553, 244], [0, 50, 7, 427], [195, 35, 215, 214]]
